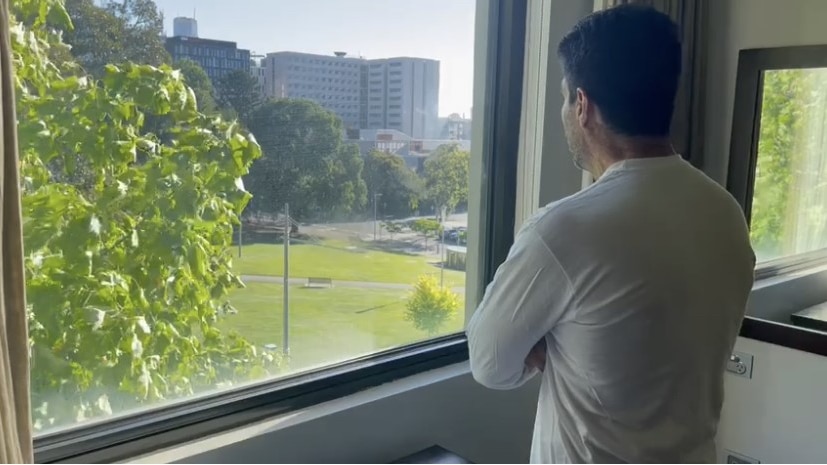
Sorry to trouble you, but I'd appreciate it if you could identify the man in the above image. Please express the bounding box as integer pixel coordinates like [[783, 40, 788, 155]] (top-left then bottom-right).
[[467, 5, 755, 463]]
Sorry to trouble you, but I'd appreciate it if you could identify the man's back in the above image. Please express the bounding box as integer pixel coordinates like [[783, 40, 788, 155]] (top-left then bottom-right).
[[525, 156, 754, 462]]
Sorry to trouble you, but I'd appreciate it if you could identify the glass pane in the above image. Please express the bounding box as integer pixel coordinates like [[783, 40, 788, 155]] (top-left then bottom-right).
[[751, 68, 827, 262], [13, 0, 475, 433]]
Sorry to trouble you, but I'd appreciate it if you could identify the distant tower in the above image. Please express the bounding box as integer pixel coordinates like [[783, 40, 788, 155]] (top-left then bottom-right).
[[173, 17, 198, 38]]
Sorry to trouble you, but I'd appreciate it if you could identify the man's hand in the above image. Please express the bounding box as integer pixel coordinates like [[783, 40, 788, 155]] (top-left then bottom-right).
[[525, 338, 547, 372]]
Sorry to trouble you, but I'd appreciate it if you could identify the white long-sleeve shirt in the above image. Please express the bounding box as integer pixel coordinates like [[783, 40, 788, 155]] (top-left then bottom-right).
[[467, 155, 755, 463]]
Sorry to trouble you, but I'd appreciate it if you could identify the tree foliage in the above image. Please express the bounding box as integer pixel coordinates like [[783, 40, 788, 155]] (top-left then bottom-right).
[[216, 69, 262, 125], [410, 218, 441, 251], [245, 99, 367, 220], [364, 150, 422, 219], [382, 221, 403, 240], [423, 144, 470, 219], [405, 276, 459, 337], [13, 0, 276, 430], [175, 59, 217, 114], [62, 0, 170, 76], [751, 70, 807, 259]]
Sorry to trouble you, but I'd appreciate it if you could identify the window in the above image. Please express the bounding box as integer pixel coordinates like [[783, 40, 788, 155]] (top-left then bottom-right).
[[749, 68, 827, 263], [729, 46, 827, 272], [20, 0, 526, 461]]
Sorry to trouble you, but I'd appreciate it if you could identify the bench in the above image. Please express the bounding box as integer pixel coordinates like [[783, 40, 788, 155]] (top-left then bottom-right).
[[393, 446, 472, 464], [305, 277, 333, 288]]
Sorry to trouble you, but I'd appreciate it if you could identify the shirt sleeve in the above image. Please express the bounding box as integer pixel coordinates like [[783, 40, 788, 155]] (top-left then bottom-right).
[[466, 225, 573, 390]]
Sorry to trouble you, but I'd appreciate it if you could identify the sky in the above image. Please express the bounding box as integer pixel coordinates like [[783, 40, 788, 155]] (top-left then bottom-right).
[[152, 0, 477, 117]]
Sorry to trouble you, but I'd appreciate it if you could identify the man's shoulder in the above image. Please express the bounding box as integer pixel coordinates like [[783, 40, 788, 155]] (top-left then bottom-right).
[[523, 187, 599, 232]]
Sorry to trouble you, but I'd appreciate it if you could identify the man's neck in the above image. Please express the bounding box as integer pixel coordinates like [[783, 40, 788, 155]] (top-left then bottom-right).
[[588, 136, 675, 178]]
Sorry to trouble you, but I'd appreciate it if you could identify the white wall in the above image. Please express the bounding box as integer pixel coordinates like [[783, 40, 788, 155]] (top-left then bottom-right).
[[703, 1, 827, 462], [720, 338, 827, 463], [702, 0, 827, 184]]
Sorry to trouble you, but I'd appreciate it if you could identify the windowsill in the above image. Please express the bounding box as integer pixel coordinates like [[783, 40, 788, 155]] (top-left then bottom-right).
[[741, 263, 827, 356], [127, 362, 473, 464]]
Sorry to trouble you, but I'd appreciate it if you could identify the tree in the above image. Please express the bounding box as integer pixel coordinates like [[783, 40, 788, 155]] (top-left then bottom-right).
[[363, 150, 423, 219], [175, 59, 217, 113], [423, 144, 470, 219], [216, 69, 263, 125], [410, 218, 441, 252], [13, 0, 276, 430], [245, 99, 367, 220], [405, 276, 459, 336], [62, 0, 170, 76], [382, 221, 404, 241]]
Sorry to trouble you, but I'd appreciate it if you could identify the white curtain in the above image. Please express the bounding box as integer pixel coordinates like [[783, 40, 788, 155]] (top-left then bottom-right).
[[0, 0, 33, 461]]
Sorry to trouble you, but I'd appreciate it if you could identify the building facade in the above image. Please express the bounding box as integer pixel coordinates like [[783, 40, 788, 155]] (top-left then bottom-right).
[[172, 17, 198, 38], [365, 58, 440, 140], [260, 52, 366, 131], [354, 129, 471, 171], [260, 52, 439, 138], [250, 58, 266, 91], [166, 33, 250, 82]]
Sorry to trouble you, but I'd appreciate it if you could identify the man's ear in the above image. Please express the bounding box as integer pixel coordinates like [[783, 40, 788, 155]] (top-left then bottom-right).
[[575, 88, 590, 128]]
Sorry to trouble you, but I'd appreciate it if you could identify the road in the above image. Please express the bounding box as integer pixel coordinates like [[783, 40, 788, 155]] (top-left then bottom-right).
[[241, 275, 464, 294]]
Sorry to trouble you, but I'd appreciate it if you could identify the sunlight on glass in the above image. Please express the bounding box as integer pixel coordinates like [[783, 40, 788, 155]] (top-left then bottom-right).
[[13, 0, 475, 432], [752, 67, 827, 263]]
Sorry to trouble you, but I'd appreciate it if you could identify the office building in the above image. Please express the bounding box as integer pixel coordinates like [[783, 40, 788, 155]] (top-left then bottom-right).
[[251, 57, 266, 92], [354, 129, 470, 171], [365, 57, 440, 140], [261, 51, 366, 131], [173, 16, 198, 38], [261, 52, 439, 138], [165, 17, 251, 82]]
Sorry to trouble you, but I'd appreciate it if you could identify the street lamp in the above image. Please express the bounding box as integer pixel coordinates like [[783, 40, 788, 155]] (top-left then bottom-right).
[[373, 193, 382, 241]]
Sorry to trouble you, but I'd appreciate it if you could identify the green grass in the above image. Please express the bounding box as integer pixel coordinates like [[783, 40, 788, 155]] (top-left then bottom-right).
[[231, 242, 466, 287], [221, 283, 465, 371]]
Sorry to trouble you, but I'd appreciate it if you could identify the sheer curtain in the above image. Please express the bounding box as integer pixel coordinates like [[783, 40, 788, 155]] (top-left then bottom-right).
[[0, 0, 32, 461], [595, 0, 708, 168]]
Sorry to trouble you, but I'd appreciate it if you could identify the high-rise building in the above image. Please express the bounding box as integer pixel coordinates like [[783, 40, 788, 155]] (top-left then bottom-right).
[[173, 17, 198, 38], [165, 19, 250, 83], [365, 58, 440, 140], [261, 52, 366, 131], [260, 52, 439, 138], [250, 57, 266, 92]]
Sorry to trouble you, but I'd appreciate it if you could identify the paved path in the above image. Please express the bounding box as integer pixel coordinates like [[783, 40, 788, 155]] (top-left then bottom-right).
[[241, 275, 464, 294]]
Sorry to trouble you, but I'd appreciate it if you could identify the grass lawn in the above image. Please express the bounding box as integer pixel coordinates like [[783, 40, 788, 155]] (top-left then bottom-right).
[[231, 242, 466, 287], [221, 282, 465, 372]]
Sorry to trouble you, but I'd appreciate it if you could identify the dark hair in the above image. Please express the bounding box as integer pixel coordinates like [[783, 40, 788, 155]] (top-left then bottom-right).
[[557, 5, 681, 137]]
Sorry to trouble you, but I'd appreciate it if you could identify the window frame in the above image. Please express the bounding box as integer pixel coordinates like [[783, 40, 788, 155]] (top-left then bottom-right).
[[727, 44, 827, 280], [32, 0, 528, 462], [727, 44, 827, 357]]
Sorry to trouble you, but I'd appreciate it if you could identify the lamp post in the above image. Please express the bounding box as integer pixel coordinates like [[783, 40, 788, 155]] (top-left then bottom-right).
[[373, 193, 382, 241]]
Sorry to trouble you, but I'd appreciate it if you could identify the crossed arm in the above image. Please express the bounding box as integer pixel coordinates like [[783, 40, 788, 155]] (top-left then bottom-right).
[[466, 226, 572, 390]]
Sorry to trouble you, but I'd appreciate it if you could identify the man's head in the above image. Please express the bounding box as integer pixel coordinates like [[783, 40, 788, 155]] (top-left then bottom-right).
[[557, 5, 681, 174]]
